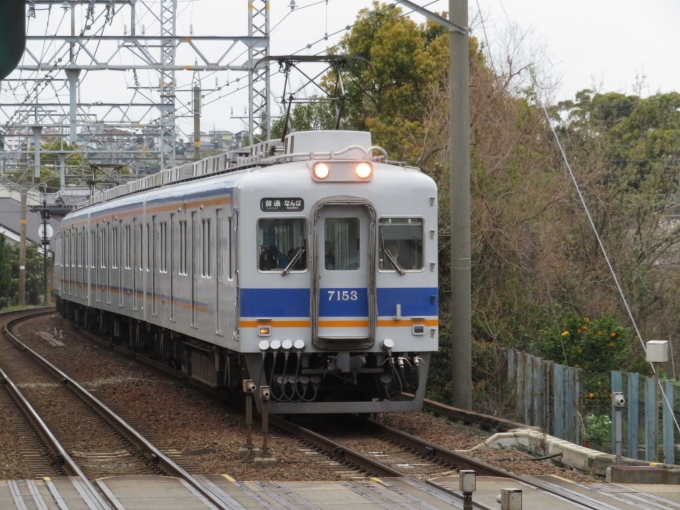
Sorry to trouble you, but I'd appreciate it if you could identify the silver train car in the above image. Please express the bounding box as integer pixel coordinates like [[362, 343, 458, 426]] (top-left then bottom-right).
[[54, 131, 438, 414]]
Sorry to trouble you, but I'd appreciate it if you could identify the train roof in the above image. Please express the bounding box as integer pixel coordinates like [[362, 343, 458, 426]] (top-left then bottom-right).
[[61, 130, 431, 226], [72, 131, 401, 209]]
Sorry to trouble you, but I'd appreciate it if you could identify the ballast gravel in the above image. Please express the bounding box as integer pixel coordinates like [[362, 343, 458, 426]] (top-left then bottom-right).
[[12, 313, 596, 482]]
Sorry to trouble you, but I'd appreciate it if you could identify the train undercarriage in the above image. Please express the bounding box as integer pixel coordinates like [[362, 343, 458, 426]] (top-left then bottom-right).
[[57, 298, 430, 414]]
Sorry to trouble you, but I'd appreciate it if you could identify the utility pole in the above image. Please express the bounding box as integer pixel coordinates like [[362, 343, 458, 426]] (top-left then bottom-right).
[[193, 84, 201, 160], [18, 192, 26, 306], [449, 0, 472, 410], [32, 125, 42, 180], [393, 0, 472, 410]]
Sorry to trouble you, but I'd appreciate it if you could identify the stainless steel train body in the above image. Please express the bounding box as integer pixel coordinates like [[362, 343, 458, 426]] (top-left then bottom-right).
[[54, 131, 438, 413]]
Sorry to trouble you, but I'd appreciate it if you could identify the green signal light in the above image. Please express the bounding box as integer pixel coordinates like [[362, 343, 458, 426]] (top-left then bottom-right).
[[0, 0, 27, 81]]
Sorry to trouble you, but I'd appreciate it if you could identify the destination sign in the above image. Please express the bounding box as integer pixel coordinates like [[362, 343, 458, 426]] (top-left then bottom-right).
[[260, 198, 304, 212]]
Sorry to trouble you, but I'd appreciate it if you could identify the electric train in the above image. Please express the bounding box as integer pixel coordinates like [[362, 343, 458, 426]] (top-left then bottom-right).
[[54, 130, 438, 414]]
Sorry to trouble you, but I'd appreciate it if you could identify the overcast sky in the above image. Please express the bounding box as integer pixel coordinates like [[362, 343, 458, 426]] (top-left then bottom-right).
[[180, 0, 680, 133], [7, 0, 680, 139]]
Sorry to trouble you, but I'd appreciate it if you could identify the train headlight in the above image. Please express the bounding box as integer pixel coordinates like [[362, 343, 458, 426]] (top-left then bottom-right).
[[355, 162, 372, 179], [270, 339, 282, 351], [313, 162, 330, 179]]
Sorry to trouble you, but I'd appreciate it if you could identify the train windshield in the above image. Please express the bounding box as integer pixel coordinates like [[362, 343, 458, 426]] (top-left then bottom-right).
[[378, 218, 424, 271], [258, 218, 307, 272]]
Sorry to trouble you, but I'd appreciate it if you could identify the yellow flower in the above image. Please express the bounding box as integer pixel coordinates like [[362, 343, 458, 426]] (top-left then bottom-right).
[[596, 331, 603, 336], [561, 331, 569, 337]]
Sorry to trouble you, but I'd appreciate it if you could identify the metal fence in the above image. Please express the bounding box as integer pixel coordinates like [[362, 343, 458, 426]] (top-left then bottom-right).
[[507, 350, 582, 444], [507, 350, 679, 463], [611, 371, 676, 464]]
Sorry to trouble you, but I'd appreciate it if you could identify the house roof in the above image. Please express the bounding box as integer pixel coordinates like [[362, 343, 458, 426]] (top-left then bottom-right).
[[0, 198, 61, 251]]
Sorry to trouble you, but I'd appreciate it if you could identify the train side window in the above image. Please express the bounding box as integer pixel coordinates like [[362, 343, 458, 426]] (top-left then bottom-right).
[[179, 220, 187, 275], [228, 217, 234, 280], [202, 218, 211, 277], [98, 228, 104, 268], [146, 223, 151, 271], [257, 218, 307, 272], [325, 218, 360, 270], [216, 211, 224, 279], [378, 218, 424, 271], [112, 226, 118, 269], [160, 222, 167, 273], [125, 226, 131, 269], [137, 224, 143, 270]]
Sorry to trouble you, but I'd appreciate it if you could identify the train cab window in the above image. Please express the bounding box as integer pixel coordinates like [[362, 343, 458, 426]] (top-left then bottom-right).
[[378, 218, 424, 271], [258, 218, 307, 272], [325, 218, 360, 270]]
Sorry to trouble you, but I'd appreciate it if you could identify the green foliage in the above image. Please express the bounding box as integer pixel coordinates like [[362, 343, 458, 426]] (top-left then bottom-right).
[[4, 140, 84, 192], [0, 234, 47, 309], [271, 97, 337, 139], [17, 243, 47, 305], [324, 1, 452, 162], [294, 4, 680, 411], [538, 315, 631, 373], [0, 235, 13, 309], [584, 414, 611, 448]]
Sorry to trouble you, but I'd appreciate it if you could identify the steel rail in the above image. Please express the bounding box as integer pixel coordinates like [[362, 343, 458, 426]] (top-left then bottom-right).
[[362, 419, 613, 510], [4, 313, 231, 510], [70, 324, 495, 509], [270, 417, 496, 510], [0, 366, 111, 510], [68, 317, 611, 509]]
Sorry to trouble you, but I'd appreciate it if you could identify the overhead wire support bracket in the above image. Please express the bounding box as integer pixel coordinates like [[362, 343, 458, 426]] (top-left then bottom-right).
[[392, 0, 468, 34], [254, 55, 372, 141]]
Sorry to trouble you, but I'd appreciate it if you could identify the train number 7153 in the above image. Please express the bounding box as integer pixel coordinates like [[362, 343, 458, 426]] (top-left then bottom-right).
[[327, 290, 359, 301]]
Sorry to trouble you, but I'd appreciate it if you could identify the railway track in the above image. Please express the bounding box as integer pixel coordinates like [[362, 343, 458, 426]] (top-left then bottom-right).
[[17, 308, 622, 510], [58, 311, 620, 510], [1, 308, 232, 510]]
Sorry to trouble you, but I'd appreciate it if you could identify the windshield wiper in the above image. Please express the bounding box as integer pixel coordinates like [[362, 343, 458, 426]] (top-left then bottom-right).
[[384, 249, 405, 276], [281, 248, 305, 276]]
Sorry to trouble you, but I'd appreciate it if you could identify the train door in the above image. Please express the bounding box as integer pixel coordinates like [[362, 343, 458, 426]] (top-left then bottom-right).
[[106, 222, 111, 304], [152, 216, 157, 316], [170, 214, 176, 320], [216, 209, 225, 334], [95, 226, 101, 302], [75, 230, 80, 298], [133, 219, 138, 310], [313, 203, 376, 349]]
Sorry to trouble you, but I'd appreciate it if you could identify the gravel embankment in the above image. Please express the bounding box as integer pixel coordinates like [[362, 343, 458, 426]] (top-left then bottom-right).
[[12, 314, 353, 480]]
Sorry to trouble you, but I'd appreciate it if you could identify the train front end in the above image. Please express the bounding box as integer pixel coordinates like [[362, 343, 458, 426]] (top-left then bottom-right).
[[239, 131, 438, 414]]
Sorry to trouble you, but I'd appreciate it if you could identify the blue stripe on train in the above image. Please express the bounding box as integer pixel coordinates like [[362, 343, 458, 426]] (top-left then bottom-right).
[[240, 288, 310, 317], [239, 287, 438, 318], [376, 287, 438, 317]]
